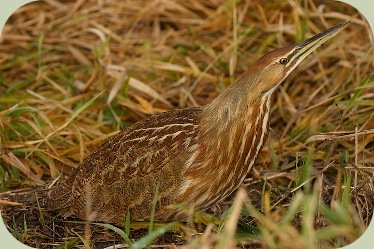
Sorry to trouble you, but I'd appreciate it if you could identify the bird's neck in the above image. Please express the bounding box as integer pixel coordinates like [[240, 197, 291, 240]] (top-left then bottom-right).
[[200, 74, 268, 138], [200, 88, 272, 169], [180, 81, 273, 207], [200, 75, 272, 170]]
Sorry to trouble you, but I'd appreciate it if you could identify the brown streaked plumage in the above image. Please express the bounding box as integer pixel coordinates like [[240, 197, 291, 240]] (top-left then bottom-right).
[[0, 21, 350, 224]]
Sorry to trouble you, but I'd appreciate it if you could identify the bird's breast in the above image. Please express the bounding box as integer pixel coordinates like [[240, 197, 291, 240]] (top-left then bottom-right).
[[177, 96, 272, 209]]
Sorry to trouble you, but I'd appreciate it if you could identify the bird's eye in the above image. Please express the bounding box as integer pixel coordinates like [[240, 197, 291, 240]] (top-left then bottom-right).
[[279, 58, 289, 65]]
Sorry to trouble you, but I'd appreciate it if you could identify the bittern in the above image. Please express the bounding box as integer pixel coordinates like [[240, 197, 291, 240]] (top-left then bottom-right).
[[1, 21, 349, 225]]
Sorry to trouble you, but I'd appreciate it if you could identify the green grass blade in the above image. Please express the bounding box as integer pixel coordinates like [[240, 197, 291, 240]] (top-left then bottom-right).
[[341, 170, 352, 210], [298, 146, 314, 193], [65, 221, 132, 245], [92, 222, 132, 245], [148, 184, 160, 236], [74, 232, 91, 249], [125, 211, 131, 239], [45, 91, 104, 139], [280, 192, 303, 226], [129, 222, 177, 249]]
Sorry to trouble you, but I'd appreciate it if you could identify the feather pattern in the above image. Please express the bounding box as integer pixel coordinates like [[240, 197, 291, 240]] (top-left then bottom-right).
[[1, 22, 350, 225], [47, 107, 202, 222]]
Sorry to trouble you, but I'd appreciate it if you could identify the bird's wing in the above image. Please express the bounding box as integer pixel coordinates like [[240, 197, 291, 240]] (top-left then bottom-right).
[[64, 107, 202, 221], [71, 106, 201, 190], [47, 107, 201, 212]]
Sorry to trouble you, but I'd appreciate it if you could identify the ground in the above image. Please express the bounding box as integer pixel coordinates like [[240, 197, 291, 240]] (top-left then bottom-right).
[[0, 0, 373, 248]]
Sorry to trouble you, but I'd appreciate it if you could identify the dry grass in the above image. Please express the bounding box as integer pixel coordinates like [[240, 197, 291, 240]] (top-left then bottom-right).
[[0, 0, 373, 248]]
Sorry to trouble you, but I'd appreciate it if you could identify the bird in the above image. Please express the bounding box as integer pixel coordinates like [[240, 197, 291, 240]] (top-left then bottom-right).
[[1, 21, 349, 225]]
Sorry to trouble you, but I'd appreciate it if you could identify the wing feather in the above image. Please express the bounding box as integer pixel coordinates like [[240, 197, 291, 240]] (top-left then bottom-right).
[[66, 107, 202, 221]]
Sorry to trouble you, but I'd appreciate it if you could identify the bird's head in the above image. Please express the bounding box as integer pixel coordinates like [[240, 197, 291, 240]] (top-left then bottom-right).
[[203, 21, 350, 128], [250, 20, 350, 97]]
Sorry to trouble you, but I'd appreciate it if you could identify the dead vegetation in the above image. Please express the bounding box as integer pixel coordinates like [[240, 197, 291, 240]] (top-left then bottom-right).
[[0, 0, 373, 248]]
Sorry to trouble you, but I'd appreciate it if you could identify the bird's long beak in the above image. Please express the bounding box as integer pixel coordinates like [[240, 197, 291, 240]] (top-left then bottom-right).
[[286, 20, 350, 68]]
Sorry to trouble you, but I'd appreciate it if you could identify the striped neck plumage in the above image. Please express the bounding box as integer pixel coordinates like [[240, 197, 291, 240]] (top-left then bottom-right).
[[187, 88, 272, 208], [180, 75, 274, 207], [199, 72, 273, 170], [200, 69, 270, 135]]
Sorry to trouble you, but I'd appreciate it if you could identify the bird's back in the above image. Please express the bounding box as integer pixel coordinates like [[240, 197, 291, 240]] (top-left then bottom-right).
[[47, 107, 203, 223]]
